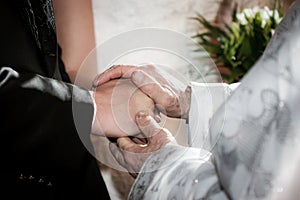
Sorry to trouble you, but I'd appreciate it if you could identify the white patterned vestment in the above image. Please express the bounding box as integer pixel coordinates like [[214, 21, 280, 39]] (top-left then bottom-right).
[[130, 1, 300, 199]]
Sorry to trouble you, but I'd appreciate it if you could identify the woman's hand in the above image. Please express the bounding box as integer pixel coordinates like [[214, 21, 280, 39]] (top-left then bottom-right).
[[93, 64, 192, 119]]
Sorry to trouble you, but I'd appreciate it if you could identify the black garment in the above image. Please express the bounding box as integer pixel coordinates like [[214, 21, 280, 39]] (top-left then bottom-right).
[[0, 1, 110, 199]]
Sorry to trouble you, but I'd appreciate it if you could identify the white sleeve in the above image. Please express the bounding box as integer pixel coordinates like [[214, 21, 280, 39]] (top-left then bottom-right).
[[188, 82, 240, 149], [129, 144, 229, 200], [128, 83, 239, 200]]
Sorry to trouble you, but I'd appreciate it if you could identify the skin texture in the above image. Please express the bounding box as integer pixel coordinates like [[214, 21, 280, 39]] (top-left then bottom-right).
[[93, 65, 191, 178], [109, 112, 176, 178], [94, 65, 184, 178], [53, 0, 96, 83], [94, 64, 192, 119], [92, 79, 156, 137]]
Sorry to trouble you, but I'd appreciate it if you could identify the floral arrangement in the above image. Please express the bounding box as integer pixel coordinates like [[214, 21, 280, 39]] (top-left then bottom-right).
[[193, 6, 283, 83]]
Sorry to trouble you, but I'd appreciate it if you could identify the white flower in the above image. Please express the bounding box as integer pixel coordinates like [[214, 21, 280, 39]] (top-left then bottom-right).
[[260, 7, 270, 20], [236, 6, 282, 28], [272, 10, 282, 23], [243, 7, 256, 18], [260, 7, 270, 28], [236, 13, 248, 25], [236, 7, 258, 26]]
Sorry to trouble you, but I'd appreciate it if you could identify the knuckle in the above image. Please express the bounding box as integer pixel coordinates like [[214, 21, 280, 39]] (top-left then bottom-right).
[[162, 93, 177, 107]]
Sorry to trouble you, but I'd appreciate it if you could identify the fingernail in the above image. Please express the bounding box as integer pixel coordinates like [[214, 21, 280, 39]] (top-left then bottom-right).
[[136, 111, 148, 119], [154, 115, 161, 123], [132, 71, 143, 85], [136, 111, 150, 125]]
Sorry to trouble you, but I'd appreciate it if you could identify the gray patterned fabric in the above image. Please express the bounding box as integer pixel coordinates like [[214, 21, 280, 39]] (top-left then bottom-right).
[[129, 1, 300, 199]]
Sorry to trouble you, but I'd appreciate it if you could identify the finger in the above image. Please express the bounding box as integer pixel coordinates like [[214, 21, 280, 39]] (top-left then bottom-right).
[[154, 108, 161, 123], [132, 71, 177, 112], [148, 127, 176, 146], [135, 112, 163, 138], [109, 142, 126, 167], [131, 136, 148, 145], [117, 137, 141, 152], [95, 65, 138, 86], [136, 112, 176, 150]]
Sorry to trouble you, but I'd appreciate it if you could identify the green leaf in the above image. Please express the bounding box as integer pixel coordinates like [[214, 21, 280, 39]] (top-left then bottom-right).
[[191, 6, 283, 83], [192, 14, 230, 39]]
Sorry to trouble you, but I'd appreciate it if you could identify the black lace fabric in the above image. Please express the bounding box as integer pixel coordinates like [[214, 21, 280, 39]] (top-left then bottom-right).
[[18, 0, 56, 56], [14, 0, 71, 82]]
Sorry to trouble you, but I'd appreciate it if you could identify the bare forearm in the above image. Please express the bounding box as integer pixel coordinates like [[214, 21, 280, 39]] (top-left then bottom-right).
[[53, 0, 96, 83]]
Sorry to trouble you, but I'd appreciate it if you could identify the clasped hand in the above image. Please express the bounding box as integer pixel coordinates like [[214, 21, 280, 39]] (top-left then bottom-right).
[[91, 64, 192, 177]]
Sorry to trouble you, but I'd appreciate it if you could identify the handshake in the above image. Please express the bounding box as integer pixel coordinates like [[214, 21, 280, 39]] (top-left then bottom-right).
[[89, 64, 191, 177]]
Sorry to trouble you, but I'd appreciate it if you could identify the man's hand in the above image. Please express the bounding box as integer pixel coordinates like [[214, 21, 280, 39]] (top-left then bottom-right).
[[93, 64, 192, 119], [109, 112, 176, 178], [91, 79, 156, 137]]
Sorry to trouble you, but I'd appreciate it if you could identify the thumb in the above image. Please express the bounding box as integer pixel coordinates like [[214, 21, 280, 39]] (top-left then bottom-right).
[[117, 137, 138, 151], [135, 111, 162, 138], [136, 111, 176, 148]]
